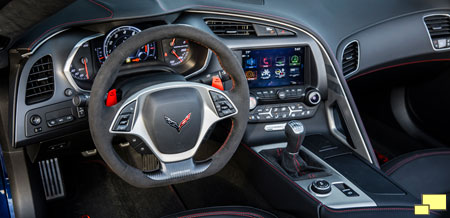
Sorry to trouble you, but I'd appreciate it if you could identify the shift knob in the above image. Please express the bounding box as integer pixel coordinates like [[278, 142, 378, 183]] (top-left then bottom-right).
[[285, 120, 306, 154]]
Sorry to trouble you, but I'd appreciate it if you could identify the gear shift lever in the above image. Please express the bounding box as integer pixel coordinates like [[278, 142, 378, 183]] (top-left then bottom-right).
[[285, 121, 306, 154], [280, 121, 308, 176]]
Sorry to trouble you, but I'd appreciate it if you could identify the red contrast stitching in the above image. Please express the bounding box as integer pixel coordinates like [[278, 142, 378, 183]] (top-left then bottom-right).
[[294, 157, 302, 171], [27, 0, 113, 50], [293, 157, 300, 173], [385, 151, 450, 176], [347, 59, 450, 82], [295, 135, 301, 151], [241, 143, 440, 215], [178, 211, 265, 218]]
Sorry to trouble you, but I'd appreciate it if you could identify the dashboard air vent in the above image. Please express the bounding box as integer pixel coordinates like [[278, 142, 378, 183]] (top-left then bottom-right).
[[205, 19, 256, 36], [424, 15, 450, 49], [342, 41, 359, 76], [25, 55, 54, 105]]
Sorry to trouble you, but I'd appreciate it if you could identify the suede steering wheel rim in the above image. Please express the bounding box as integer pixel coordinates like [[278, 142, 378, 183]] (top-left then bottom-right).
[[88, 25, 249, 188]]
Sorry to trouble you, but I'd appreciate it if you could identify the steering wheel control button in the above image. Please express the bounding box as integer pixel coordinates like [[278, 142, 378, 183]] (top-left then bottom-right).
[[210, 91, 236, 117], [30, 115, 42, 126], [113, 114, 132, 132], [121, 101, 137, 115], [311, 179, 331, 195], [112, 101, 137, 132]]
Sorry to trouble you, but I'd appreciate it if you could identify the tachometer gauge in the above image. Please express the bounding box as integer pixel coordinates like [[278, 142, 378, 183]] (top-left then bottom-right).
[[103, 26, 156, 63], [164, 38, 190, 66]]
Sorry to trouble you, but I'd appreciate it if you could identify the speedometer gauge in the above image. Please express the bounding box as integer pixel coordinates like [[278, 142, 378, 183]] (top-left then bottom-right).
[[102, 26, 156, 63]]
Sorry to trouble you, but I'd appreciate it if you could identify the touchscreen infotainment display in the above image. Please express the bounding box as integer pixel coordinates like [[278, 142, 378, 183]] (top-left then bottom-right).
[[241, 47, 305, 88]]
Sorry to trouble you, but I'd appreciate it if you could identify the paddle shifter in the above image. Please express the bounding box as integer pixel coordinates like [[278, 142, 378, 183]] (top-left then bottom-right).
[[280, 121, 308, 176]]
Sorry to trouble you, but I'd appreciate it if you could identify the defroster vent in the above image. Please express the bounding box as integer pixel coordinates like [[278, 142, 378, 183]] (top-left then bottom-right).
[[342, 41, 359, 76], [25, 55, 54, 105], [205, 19, 256, 36]]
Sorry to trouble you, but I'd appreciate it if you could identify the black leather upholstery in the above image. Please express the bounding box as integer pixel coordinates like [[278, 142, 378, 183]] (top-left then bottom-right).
[[382, 148, 450, 217], [162, 206, 277, 218], [382, 148, 450, 199]]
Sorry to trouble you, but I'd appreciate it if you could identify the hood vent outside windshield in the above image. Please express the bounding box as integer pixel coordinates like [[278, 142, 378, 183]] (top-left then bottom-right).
[[342, 41, 359, 76], [205, 19, 256, 37], [25, 55, 54, 105], [424, 15, 450, 50]]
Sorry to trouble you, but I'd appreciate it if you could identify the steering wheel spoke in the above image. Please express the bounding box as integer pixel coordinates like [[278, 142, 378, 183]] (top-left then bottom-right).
[[146, 158, 211, 181], [89, 25, 248, 187], [109, 82, 238, 166]]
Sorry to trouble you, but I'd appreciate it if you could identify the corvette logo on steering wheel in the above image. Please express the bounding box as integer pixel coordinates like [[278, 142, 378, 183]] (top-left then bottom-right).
[[164, 113, 191, 133]]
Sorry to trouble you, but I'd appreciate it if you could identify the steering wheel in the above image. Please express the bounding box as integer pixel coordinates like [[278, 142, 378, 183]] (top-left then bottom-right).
[[88, 25, 249, 188]]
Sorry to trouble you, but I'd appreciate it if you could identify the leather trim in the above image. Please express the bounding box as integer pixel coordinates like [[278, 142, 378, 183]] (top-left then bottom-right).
[[177, 211, 264, 218], [384, 150, 450, 176], [347, 59, 450, 82], [162, 206, 277, 218]]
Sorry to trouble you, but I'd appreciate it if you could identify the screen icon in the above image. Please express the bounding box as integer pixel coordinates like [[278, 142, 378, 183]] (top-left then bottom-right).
[[260, 57, 272, 67], [245, 58, 257, 68], [290, 55, 300, 66], [260, 68, 271, 80], [275, 56, 286, 66], [274, 68, 286, 78], [245, 70, 257, 80], [289, 68, 301, 77]]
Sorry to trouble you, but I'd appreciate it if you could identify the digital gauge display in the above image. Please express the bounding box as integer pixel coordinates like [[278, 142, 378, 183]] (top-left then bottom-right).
[[97, 26, 156, 64]]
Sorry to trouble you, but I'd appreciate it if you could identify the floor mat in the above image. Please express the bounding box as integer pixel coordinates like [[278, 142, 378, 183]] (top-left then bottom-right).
[[47, 160, 185, 218], [173, 158, 272, 211]]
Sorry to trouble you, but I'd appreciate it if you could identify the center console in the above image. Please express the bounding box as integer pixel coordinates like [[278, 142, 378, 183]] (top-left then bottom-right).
[[234, 44, 422, 218]]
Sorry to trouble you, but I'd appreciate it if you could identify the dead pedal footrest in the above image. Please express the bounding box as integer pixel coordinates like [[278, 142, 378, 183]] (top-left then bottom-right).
[[38, 158, 65, 200]]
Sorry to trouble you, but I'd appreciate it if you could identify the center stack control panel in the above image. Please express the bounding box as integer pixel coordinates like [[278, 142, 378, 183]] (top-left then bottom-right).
[[238, 46, 323, 123]]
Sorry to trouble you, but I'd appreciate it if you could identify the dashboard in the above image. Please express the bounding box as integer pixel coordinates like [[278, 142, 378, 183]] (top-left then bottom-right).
[[2, 0, 448, 166]]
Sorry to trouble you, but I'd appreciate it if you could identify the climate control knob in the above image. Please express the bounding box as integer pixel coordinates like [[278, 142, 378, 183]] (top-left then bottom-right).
[[305, 90, 321, 106]]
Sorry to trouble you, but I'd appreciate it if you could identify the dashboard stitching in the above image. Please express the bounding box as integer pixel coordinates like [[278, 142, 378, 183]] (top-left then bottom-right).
[[347, 58, 450, 82], [27, 0, 113, 51]]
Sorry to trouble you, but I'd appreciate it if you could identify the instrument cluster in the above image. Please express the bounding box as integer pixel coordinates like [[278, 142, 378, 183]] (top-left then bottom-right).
[[67, 25, 207, 91]]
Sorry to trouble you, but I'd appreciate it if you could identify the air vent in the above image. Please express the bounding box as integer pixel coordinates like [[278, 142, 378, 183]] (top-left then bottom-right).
[[342, 41, 359, 76], [205, 19, 256, 36], [25, 55, 54, 105], [424, 15, 450, 49]]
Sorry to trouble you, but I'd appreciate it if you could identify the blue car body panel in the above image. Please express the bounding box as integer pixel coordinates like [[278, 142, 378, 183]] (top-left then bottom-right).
[[0, 143, 14, 218]]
